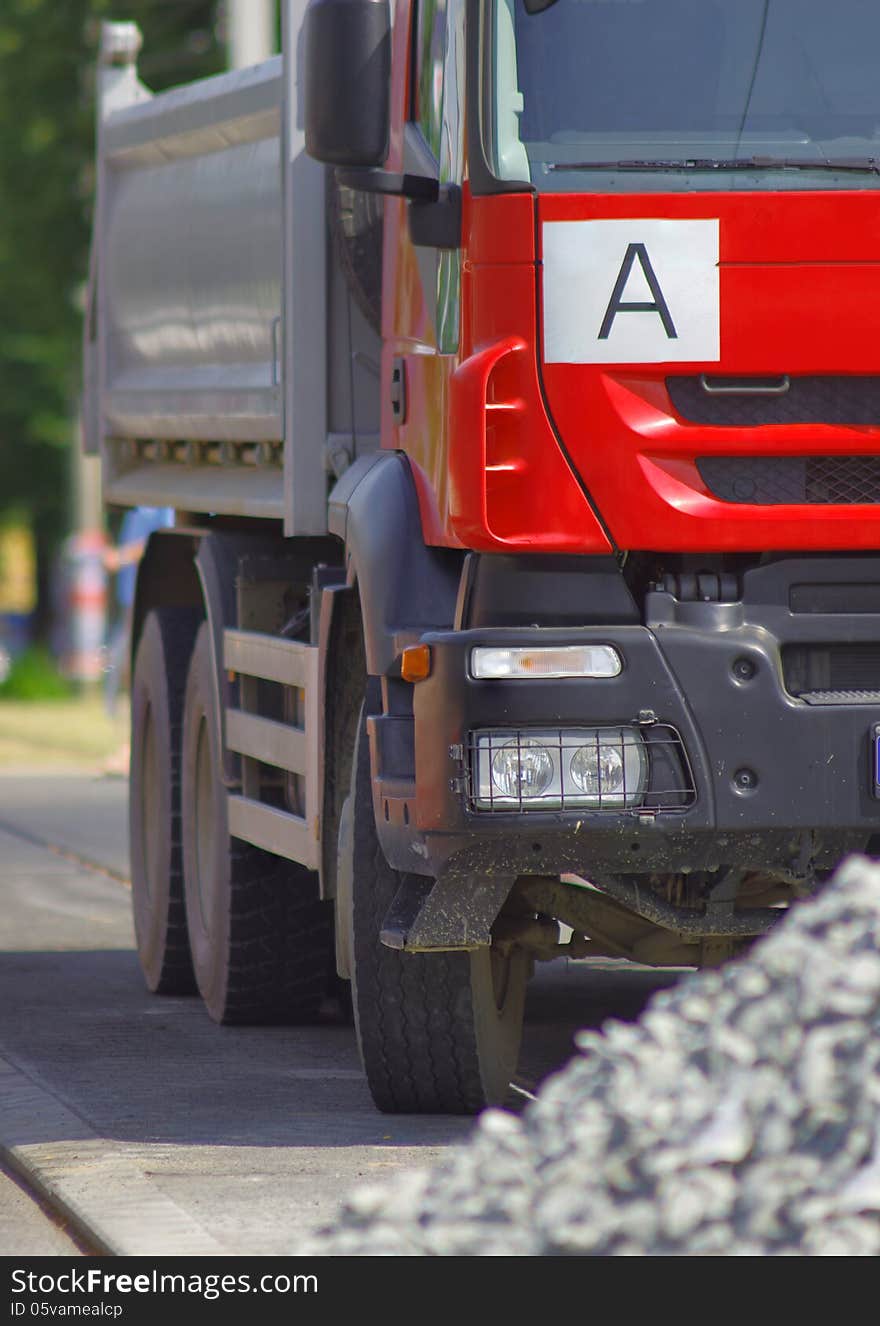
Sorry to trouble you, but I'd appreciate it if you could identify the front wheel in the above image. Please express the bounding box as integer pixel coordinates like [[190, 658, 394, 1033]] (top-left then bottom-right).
[[344, 707, 528, 1114]]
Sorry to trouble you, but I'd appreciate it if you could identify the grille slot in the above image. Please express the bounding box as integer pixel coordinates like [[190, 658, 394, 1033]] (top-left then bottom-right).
[[697, 455, 880, 505], [467, 725, 695, 815], [801, 690, 880, 706], [783, 643, 880, 698], [668, 375, 880, 426]]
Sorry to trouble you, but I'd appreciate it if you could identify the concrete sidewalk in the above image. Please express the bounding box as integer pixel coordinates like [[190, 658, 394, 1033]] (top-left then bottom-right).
[[0, 1163, 83, 1256], [0, 772, 130, 880]]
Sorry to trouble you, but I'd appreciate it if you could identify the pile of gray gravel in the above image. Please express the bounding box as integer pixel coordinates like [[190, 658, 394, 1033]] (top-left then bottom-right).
[[309, 856, 880, 1255]]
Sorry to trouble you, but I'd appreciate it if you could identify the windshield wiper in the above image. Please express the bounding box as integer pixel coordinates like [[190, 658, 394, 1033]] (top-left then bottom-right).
[[548, 156, 880, 174]]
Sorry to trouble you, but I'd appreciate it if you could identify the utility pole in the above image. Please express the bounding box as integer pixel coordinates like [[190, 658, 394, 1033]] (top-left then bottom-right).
[[226, 0, 277, 69], [66, 420, 106, 684]]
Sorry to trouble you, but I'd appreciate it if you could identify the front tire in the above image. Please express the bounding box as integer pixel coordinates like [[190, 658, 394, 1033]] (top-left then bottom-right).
[[345, 707, 528, 1114], [181, 622, 333, 1024]]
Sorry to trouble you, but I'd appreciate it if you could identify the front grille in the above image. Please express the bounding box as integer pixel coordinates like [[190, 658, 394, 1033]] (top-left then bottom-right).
[[783, 643, 880, 697], [697, 456, 880, 505], [668, 375, 880, 426], [467, 724, 695, 815]]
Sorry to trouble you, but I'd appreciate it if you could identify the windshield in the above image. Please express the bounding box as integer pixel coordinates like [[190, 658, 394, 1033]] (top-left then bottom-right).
[[491, 0, 880, 191]]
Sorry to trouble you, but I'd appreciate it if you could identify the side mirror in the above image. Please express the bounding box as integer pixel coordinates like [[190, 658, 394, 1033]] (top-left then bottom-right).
[[304, 0, 391, 168]]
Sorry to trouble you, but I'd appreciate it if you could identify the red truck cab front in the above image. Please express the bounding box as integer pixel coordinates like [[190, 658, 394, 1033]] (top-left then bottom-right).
[[308, 0, 880, 942]]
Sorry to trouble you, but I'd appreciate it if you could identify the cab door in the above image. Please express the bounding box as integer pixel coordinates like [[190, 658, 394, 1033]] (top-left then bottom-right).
[[383, 0, 466, 544]]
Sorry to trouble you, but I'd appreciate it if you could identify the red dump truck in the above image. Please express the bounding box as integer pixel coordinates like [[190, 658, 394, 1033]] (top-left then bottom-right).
[[85, 0, 880, 1113]]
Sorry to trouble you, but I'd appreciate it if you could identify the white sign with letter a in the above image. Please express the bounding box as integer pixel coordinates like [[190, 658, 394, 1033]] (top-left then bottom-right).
[[542, 218, 720, 364]]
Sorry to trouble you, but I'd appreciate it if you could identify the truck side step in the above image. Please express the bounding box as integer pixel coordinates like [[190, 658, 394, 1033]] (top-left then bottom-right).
[[223, 629, 320, 872], [224, 630, 314, 689], [227, 797, 317, 869], [226, 709, 307, 771]]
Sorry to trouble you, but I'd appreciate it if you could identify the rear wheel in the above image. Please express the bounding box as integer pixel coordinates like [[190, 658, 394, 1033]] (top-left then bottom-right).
[[345, 707, 528, 1114], [181, 622, 333, 1024], [129, 607, 200, 994]]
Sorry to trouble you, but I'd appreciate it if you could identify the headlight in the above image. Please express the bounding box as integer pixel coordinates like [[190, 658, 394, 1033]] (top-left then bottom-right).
[[568, 730, 647, 807], [473, 727, 648, 811], [471, 644, 622, 680], [491, 738, 555, 800]]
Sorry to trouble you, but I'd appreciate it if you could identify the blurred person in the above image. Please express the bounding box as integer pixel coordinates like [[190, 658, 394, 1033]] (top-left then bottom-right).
[[102, 506, 173, 769]]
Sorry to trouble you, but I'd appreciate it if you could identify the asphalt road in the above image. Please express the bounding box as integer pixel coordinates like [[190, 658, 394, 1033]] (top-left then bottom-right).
[[0, 772, 680, 1255]]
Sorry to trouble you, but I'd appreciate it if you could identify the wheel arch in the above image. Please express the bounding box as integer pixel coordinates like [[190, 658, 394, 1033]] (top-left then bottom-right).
[[328, 452, 463, 677], [132, 529, 204, 670], [132, 527, 238, 785], [320, 454, 463, 903]]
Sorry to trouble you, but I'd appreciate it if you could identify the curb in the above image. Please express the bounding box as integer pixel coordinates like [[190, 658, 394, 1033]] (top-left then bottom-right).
[[0, 1057, 228, 1257], [0, 816, 130, 887]]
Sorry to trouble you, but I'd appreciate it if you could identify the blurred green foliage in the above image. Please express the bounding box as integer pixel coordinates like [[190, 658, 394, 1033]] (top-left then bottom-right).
[[0, 645, 72, 700], [0, 0, 225, 629]]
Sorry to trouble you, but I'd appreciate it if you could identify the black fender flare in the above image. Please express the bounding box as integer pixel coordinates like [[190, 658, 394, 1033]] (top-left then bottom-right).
[[132, 529, 203, 672], [328, 451, 463, 676]]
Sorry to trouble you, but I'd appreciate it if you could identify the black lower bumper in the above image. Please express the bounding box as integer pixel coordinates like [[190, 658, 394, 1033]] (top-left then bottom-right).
[[370, 558, 880, 883]]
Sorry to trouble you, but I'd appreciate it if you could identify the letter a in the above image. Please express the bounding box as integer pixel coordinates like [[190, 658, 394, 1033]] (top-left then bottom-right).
[[598, 242, 677, 340]]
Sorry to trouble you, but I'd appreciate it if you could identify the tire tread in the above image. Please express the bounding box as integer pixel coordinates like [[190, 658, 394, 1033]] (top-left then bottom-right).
[[349, 718, 509, 1115]]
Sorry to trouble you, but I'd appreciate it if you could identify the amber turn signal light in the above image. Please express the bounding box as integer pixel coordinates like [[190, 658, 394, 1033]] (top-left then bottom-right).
[[401, 644, 432, 683]]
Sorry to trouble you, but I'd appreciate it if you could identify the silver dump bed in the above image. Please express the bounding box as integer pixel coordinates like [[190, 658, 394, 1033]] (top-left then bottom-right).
[[84, 5, 379, 535]]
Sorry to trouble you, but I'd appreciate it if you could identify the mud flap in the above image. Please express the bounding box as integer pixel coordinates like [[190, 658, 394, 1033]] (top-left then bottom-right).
[[380, 873, 515, 952]]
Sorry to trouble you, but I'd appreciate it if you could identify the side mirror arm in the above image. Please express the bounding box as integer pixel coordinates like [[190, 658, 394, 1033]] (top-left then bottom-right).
[[336, 168, 462, 250], [336, 166, 438, 201]]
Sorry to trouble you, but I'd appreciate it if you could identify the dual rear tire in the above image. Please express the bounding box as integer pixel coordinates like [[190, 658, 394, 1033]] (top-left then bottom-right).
[[129, 608, 199, 994], [130, 614, 332, 1024], [180, 623, 333, 1023]]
